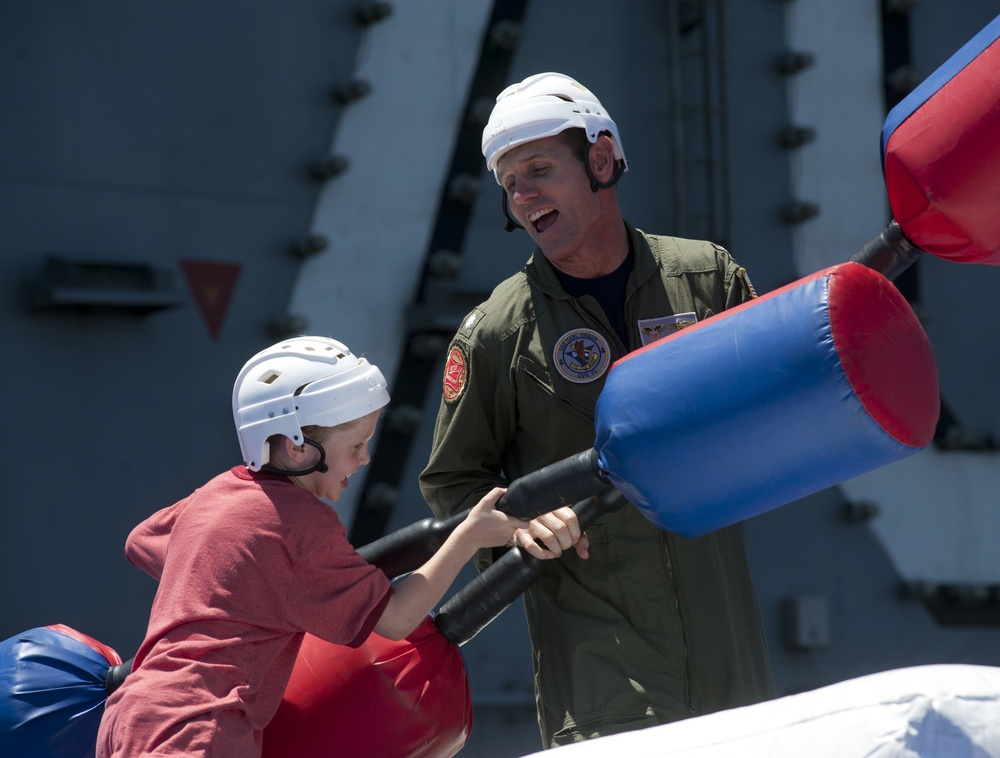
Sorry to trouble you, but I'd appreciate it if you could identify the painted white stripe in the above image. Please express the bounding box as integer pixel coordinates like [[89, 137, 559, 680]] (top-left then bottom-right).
[[287, 0, 494, 528], [783, 0, 888, 276]]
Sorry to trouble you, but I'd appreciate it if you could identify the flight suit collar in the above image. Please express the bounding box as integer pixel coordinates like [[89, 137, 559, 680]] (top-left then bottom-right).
[[524, 220, 658, 297]]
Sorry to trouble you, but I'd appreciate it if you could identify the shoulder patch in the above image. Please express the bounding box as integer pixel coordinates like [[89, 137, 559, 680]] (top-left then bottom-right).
[[737, 267, 758, 298], [553, 329, 611, 384], [442, 345, 468, 403]]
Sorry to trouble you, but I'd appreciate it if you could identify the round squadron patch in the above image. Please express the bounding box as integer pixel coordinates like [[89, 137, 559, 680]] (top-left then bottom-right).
[[442, 345, 468, 403], [553, 329, 610, 383]]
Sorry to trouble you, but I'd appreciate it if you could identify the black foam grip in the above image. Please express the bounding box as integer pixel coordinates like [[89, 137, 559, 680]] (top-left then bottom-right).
[[357, 449, 610, 579], [850, 220, 924, 281], [356, 510, 469, 579], [499, 448, 609, 519], [105, 657, 134, 695], [433, 488, 626, 647]]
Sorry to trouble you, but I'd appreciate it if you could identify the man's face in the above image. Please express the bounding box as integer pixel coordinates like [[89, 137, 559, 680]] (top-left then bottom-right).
[[495, 134, 601, 269]]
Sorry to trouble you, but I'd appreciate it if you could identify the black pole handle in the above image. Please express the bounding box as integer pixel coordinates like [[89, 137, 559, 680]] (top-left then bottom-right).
[[356, 448, 609, 579], [105, 656, 134, 695], [498, 448, 610, 519], [850, 219, 924, 281], [433, 486, 625, 647], [355, 510, 470, 580]]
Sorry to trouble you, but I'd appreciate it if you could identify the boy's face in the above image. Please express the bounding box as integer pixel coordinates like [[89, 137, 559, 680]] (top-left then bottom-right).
[[308, 411, 380, 502]]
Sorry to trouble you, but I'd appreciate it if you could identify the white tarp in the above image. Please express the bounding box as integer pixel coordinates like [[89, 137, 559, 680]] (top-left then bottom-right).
[[525, 665, 1000, 757]]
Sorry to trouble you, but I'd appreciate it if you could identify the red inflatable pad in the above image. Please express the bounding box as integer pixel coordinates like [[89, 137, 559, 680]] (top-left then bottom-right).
[[882, 15, 1000, 264], [828, 263, 940, 447], [262, 615, 472, 758], [46, 624, 122, 667]]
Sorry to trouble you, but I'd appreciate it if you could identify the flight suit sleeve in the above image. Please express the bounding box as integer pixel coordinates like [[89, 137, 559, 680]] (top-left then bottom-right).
[[717, 243, 758, 308], [419, 333, 511, 523]]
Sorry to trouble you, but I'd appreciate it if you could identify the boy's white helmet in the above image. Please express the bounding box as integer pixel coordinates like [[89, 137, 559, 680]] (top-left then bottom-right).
[[481, 72, 628, 180], [233, 336, 389, 471]]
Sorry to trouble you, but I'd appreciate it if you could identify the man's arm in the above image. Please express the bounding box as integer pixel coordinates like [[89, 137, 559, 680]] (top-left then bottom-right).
[[419, 339, 510, 521], [716, 243, 758, 308]]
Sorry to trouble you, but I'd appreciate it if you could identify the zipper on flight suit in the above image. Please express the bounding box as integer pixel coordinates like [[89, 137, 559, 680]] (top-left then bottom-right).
[[621, 284, 697, 713], [660, 534, 696, 713], [570, 298, 628, 358], [572, 294, 697, 714]]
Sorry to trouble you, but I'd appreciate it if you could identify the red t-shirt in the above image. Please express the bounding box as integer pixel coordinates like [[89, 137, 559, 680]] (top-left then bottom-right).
[[97, 467, 392, 757]]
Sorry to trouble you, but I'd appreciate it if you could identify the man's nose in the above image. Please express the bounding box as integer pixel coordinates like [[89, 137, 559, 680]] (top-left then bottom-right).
[[512, 178, 538, 204]]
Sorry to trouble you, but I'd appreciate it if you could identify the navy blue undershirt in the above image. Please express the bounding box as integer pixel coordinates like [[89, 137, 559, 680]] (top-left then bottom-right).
[[554, 243, 635, 347]]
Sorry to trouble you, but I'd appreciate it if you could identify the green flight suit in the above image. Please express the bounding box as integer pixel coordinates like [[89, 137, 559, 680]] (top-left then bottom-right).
[[420, 222, 774, 747]]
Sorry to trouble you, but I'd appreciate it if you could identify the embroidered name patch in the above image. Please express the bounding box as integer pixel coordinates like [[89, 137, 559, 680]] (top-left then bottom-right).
[[637, 313, 697, 346], [443, 345, 468, 403], [553, 329, 610, 383]]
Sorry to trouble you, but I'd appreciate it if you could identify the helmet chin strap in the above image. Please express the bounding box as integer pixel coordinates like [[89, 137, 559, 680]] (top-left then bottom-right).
[[501, 142, 625, 233], [502, 191, 524, 233], [262, 438, 329, 477]]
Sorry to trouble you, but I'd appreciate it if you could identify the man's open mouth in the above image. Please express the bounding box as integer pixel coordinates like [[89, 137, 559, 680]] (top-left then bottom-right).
[[529, 207, 558, 233]]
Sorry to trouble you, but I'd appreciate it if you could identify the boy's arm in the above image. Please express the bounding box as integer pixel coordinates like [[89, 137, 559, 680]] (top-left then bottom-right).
[[373, 489, 582, 640], [124, 504, 181, 581]]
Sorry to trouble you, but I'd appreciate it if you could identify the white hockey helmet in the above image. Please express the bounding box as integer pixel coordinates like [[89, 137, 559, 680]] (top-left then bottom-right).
[[481, 72, 628, 181], [232, 336, 389, 471]]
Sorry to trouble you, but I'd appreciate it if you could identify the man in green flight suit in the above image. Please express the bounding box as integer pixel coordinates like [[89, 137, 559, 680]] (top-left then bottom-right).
[[419, 72, 774, 748]]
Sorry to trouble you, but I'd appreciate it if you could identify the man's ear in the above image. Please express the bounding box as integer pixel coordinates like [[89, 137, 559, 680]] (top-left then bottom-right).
[[589, 135, 617, 184]]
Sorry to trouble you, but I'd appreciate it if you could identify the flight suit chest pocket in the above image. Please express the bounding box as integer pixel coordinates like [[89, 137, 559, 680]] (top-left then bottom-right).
[[513, 354, 599, 440]]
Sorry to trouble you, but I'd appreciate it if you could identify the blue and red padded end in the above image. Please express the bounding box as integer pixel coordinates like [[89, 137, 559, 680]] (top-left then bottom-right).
[[595, 262, 939, 539], [0, 617, 472, 758], [881, 14, 1000, 265], [0, 624, 122, 758]]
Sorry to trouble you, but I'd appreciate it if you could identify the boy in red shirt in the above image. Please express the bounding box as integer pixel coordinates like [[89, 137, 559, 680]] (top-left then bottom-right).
[[98, 336, 578, 756]]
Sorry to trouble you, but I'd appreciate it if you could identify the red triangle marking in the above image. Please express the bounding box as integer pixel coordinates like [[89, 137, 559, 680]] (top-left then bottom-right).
[[179, 259, 241, 340]]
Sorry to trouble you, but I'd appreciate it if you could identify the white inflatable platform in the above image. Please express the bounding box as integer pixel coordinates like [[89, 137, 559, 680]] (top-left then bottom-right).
[[526, 665, 1000, 757]]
